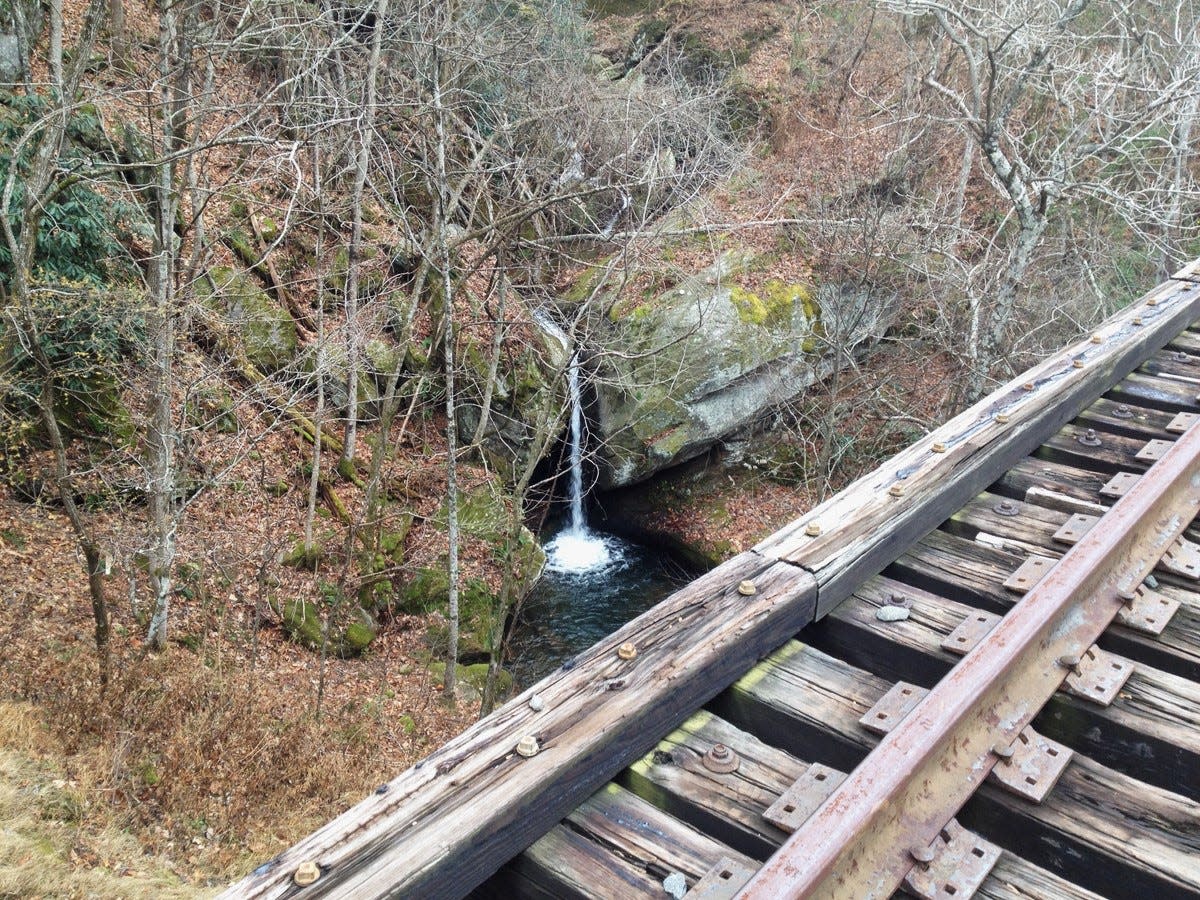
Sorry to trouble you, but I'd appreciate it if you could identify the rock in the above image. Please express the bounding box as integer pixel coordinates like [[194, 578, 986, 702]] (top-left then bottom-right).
[[457, 312, 571, 481], [0, 34, 21, 83], [279, 599, 377, 656], [875, 604, 911, 623], [578, 252, 893, 487], [198, 266, 298, 372]]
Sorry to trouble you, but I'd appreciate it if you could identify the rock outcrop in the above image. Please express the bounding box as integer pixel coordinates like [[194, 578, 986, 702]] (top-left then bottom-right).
[[582, 251, 891, 487]]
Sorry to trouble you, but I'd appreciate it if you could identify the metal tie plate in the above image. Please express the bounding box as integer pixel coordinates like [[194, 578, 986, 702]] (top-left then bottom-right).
[[903, 819, 1002, 900], [763, 764, 847, 833], [940, 612, 1001, 656], [1052, 513, 1099, 546], [1099, 471, 1140, 498], [988, 726, 1073, 803], [1166, 411, 1200, 433], [860, 682, 929, 736], [1003, 556, 1054, 593], [686, 857, 756, 899], [1159, 535, 1200, 579], [1115, 586, 1180, 635], [1061, 646, 1134, 707], [1136, 438, 1175, 462]]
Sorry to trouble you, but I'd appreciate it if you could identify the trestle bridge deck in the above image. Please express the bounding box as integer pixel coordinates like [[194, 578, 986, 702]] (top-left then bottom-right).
[[226, 266, 1200, 899]]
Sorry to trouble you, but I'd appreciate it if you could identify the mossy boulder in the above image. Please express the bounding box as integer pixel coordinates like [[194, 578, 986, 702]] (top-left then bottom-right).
[[199, 266, 297, 372], [456, 313, 571, 480], [581, 251, 889, 487], [427, 661, 514, 702], [279, 599, 377, 657]]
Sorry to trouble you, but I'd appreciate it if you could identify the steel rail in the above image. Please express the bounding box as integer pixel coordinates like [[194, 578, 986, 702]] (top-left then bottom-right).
[[737, 420, 1200, 899]]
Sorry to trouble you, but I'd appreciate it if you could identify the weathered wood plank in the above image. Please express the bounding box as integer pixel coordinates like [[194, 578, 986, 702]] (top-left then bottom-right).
[[1075, 395, 1182, 440], [890, 529, 1200, 680], [481, 784, 755, 899], [1110, 371, 1199, 412], [223, 556, 816, 899], [621, 710, 1105, 900], [807, 576, 1200, 797], [712, 642, 1200, 897], [759, 278, 1200, 618]]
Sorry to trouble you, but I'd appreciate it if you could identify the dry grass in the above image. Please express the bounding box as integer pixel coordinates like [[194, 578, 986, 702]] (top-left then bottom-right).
[[0, 703, 207, 899]]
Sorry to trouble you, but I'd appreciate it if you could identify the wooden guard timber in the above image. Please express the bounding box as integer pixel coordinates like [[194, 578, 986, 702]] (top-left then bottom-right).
[[224, 265, 1200, 899]]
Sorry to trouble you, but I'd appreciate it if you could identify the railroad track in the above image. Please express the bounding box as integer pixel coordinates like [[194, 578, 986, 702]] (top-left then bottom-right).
[[227, 267, 1200, 899]]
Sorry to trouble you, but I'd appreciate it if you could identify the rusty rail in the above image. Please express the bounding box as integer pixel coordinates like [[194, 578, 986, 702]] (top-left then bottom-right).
[[737, 420, 1200, 898]]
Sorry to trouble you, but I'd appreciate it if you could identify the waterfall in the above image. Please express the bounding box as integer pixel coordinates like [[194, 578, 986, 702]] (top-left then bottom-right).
[[565, 353, 586, 533], [533, 312, 618, 574]]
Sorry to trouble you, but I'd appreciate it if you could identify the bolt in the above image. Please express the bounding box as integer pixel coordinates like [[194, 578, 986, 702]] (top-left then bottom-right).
[[737, 580, 757, 596], [1077, 428, 1102, 447], [516, 735, 540, 758], [991, 741, 1015, 762], [617, 642, 637, 661], [1073, 358, 1085, 369], [804, 521, 822, 537], [1058, 653, 1082, 674], [1023, 381, 1035, 391], [909, 844, 937, 867], [931, 441, 947, 453], [1091, 334, 1104, 344], [293, 861, 321, 887], [995, 413, 1011, 424], [1147, 297, 1159, 307], [702, 743, 741, 774], [1113, 404, 1134, 419], [1133, 316, 1144, 326], [994, 499, 1019, 517], [888, 484, 905, 498]]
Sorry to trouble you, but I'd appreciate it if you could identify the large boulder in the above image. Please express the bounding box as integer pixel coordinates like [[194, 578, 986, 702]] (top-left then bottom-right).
[[583, 251, 889, 487], [198, 266, 298, 372]]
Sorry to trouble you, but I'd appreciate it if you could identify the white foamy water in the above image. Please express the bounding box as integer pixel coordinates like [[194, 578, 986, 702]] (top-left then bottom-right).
[[543, 528, 624, 574]]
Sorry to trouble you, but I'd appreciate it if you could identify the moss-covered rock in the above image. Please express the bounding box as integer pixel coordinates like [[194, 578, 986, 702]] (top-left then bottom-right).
[[198, 267, 298, 372], [583, 250, 832, 487], [279, 598, 377, 656], [184, 383, 238, 433], [427, 661, 514, 702]]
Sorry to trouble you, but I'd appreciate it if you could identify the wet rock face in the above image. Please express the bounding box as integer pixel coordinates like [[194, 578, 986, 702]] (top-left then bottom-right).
[[583, 252, 890, 487]]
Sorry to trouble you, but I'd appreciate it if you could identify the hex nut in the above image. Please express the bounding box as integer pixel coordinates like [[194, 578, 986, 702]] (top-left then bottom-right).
[[617, 642, 637, 661], [293, 861, 321, 886], [1073, 358, 1085, 369], [516, 735, 540, 758], [737, 580, 757, 596], [931, 441, 947, 453], [1091, 334, 1103, 344], [888, 484, 905, 498], [804, 521, 822, 537], [995, 413, 1011, 424]]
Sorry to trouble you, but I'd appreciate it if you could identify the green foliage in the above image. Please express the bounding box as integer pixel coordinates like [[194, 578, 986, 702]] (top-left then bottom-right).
[[1, 283, 143, 448], [0, 94, 129, 287]]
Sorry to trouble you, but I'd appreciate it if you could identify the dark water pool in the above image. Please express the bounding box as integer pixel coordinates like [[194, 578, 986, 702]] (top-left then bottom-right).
[[505, 526, 694, 688]]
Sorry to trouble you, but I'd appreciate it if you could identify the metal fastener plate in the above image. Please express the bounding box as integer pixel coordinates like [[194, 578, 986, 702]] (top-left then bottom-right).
[[1166, 412, 1200, 434], [1136, 438, 1175, 462], [940, 611, 1001, 656], [1115, 586, 1180, 635], [686, 857, 757, 899], [1160, 535, 1200, 579], [988, 726, 1073, 803], [763, 763, 847, 833], [1061, 646, 1134, 707], [860, 682, 929, 736], [1003, 556, 1054, 593], [903, 820, 1002, 900], [1052, 513, 1098, 545], [1099, 471, 1140, 498]]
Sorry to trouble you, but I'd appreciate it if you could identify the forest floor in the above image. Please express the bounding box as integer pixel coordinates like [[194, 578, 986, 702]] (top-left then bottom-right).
[[0, 2, 960, 896]]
